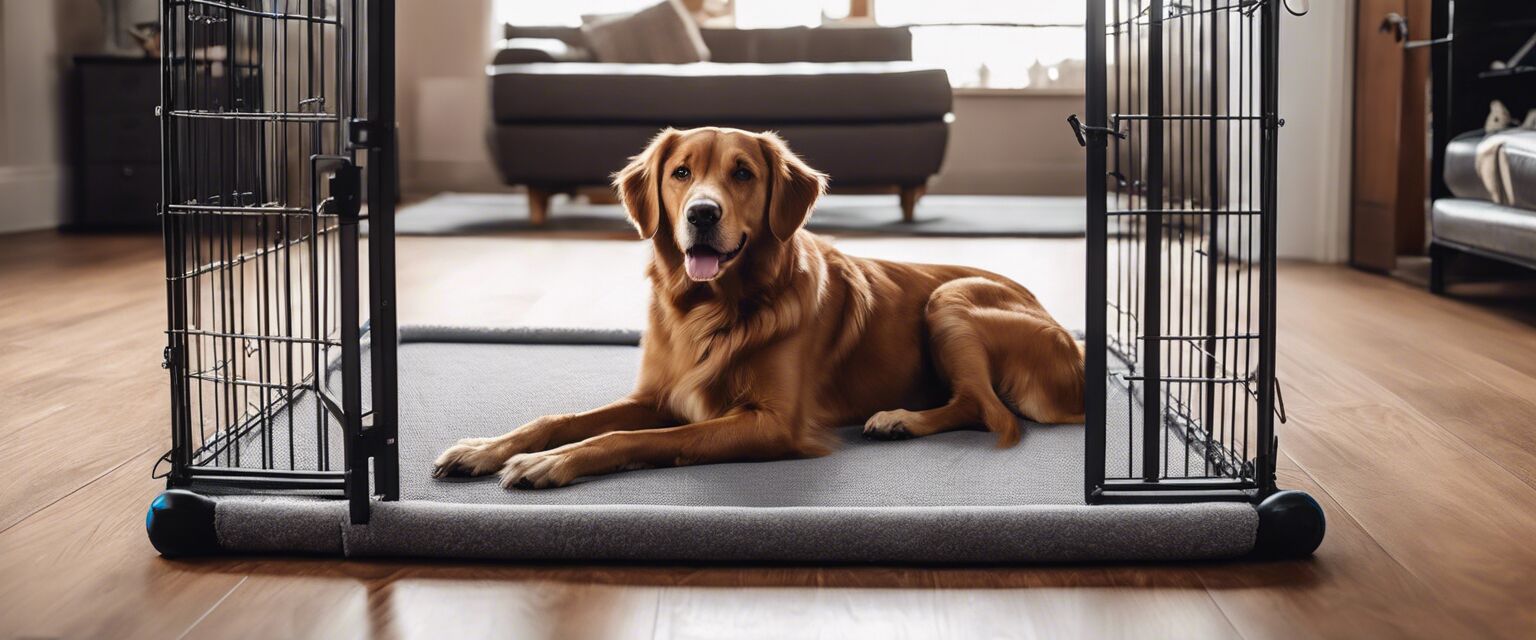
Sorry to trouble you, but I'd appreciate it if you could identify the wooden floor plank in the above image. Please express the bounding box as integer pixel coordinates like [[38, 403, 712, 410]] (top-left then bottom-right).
[[0, 233, 171, 530], [0, 448, 247, 639], [1196, 454, 1482, 639], [925, 572, 1242, 640], [1277, 265, 1536, 490], [1274, 323, 1536, 636]]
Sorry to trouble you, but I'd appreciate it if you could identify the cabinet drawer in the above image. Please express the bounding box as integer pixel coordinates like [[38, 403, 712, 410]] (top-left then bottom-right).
[[82, 114, 160, 163], [79, 63, 159, 117], [74, 163, 161, 229]]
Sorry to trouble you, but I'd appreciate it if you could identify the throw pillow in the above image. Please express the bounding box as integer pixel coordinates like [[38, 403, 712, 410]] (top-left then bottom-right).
[[580, 0, 710, 64]]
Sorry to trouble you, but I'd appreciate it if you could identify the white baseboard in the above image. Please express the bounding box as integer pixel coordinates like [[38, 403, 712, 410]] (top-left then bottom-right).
[[0, 165, 63, 234]]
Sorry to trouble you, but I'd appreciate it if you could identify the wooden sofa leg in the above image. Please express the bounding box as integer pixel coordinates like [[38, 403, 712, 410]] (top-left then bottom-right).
[[899, 185, 925, 223], [1428, 242, 1451, 295], [528, 187, 553, 226]]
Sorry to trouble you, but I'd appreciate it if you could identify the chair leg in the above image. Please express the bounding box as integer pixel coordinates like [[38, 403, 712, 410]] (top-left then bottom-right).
[[1429, 242, 1451, 295], [528, 187, 553, 226], [899, 185, 926, 223]]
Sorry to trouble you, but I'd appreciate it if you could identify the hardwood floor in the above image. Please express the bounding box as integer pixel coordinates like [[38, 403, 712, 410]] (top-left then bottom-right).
[[3, 229, 1535, 639]]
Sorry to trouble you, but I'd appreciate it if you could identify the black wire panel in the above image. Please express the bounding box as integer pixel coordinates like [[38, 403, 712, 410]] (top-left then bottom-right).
[[159, 0, 370, 496], [1086, 0, 1280, 503]]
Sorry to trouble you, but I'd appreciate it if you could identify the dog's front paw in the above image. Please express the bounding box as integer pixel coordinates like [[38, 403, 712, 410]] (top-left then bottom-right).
[[863, 410, 917, 440], [499, 450, 581, 489], [432, 438, 512, 478]]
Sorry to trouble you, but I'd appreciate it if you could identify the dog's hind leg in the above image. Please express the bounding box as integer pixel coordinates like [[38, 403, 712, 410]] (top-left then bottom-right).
[[863, 278, 1023, 446], [863, 277, 1085, 447]]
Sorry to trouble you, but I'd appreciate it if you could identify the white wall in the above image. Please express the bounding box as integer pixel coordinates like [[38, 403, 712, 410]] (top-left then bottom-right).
[[1275, 2, 1353, 262], [929, 91, 1085, 196], [0, 0, 65, 233], [0, 0, 103, 234], [396, 0, 502, 194]]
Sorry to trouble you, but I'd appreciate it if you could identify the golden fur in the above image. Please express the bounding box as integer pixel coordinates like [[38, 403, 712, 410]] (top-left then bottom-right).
[[433, 127, 1085, 488]]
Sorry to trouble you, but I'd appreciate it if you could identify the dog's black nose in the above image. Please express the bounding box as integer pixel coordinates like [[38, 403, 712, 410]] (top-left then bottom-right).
[[686, 201, 721, 228]]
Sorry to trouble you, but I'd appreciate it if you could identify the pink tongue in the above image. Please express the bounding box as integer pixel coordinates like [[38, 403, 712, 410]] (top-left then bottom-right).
[[685, 252, 721, 280]]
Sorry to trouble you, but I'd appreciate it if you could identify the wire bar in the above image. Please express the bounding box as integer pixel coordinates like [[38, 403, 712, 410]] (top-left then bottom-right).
[[159, 0, 384, 513], [169, 328, 342, 347], [167, 203, 318, 216], [173, 0, 339, 25], [1087, 0, 1280, 503], [1115, 114, 1263, 120], [167, 109, 339, 122], [1108, 208, 1259, 216]]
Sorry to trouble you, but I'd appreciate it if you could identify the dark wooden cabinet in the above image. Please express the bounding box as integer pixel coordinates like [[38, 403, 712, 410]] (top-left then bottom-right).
[[68, 56, 160, 230]]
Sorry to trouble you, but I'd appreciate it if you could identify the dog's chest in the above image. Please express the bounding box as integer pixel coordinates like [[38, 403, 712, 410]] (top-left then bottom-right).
[[666, 381, 718, 424], [654, 292, 803, 422], [658, 333, 751, 423]]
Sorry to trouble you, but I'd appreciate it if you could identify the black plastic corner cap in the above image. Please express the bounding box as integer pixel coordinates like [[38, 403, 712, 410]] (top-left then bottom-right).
[[146, 489, 221, 557], [1253, 490, 1326, 559]]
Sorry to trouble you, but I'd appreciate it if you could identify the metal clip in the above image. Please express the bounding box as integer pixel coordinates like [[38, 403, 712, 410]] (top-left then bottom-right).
[[1274, 376, 1288, 424], [1067, 114, 1126, 147], [161, 346, 173, 369]]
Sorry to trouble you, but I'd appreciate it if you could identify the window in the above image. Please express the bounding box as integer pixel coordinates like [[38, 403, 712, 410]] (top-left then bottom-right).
[[495, 0, 660, 28], [881, 0, 1084, 91], [737, 0, 1085, 91], [495, 1, 1086, 91], [733, 0, 847, 28]]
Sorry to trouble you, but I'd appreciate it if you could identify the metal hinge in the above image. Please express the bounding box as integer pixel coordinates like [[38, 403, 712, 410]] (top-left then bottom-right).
[[1067, 114, 1126, 147], [347, 118, 390, 150], [161, 346, 174, 369]]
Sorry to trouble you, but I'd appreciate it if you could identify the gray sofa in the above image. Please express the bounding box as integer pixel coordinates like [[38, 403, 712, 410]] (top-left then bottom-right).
[[1431, 129, 1536, 292], [487, 25, 953, 224]]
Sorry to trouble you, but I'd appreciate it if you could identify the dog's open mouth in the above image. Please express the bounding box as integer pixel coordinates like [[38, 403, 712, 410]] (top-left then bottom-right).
[[684, 234, 747, 281]]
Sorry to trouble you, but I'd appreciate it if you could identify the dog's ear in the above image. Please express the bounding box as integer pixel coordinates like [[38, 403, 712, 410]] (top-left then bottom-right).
[[614, 128, 681, 240], [758, 132, 827, 242]]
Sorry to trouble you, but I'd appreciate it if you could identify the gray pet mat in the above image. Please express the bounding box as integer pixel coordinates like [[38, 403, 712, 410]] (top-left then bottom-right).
[[380, 192, 1086, 238], [209, 327, 1257, 562]]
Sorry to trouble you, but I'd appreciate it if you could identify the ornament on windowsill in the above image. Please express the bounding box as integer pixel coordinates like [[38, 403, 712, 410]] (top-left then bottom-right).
[[130, 22, 161, 59], [95, 0, 158, 57]]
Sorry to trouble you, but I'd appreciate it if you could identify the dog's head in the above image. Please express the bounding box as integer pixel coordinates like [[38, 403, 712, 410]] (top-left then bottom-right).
[[614, 127, 827, 282]]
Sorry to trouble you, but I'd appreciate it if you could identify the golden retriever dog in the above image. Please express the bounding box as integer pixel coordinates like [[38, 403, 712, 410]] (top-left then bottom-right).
[[433, 127, 1084, 489]]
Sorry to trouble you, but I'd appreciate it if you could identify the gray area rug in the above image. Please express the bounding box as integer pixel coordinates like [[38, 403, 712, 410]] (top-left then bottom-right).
[[383, 192, 1086, 238], [209, 327, 1257, 562]]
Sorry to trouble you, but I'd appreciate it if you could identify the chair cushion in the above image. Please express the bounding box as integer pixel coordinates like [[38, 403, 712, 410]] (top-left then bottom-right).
[[1432, 198, 1536, 263], [1443, 128, 1536, 209], [578, 0, 710, 64], [489, 61, 952, 124]]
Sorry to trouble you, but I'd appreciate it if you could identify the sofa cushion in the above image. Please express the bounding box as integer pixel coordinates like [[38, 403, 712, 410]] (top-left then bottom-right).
[[489, 121, 948, 187], [491, 38, 593, 65], [578, 0, 710, 64], [1432, 198, 1536, 263], [701, 27, 810, 63], [700, 27, 912, 63], [489, 62, 952, 124]]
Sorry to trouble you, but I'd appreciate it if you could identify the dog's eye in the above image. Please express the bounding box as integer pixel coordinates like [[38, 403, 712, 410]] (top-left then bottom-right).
[[732, 168, 753, 182], [671, 166, 691, 181]]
